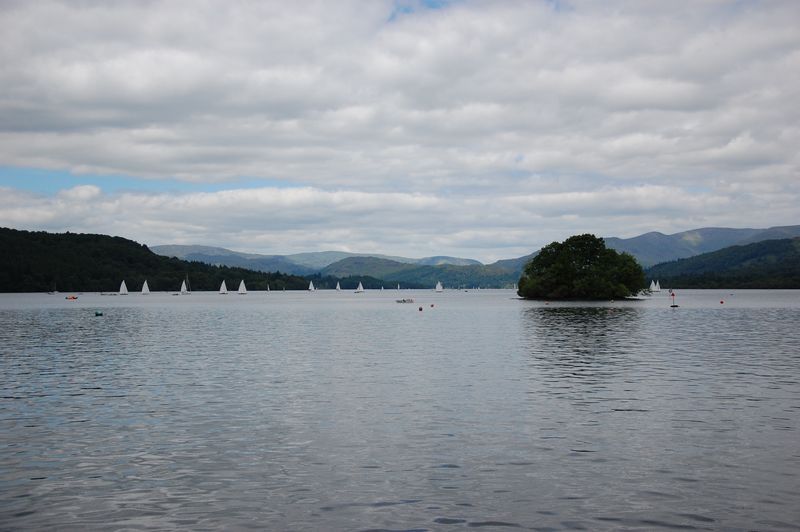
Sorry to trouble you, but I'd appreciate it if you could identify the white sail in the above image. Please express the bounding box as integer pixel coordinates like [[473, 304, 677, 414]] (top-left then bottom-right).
[[180, 280, 188, 295], [238, 280, 247, 294], [649, 280, 656, 291], [219, 280, 228, 294], [308, 280, 315, 291], [335, 282, 341, 291], [355, 282, 364, 293], [397, 284, 400, 290], [267, 284, 270, 292], [119, 280, 128, 295], [141, 280, 150, 294], [435, 281, 443, 292], [654, 280, 661, 292]]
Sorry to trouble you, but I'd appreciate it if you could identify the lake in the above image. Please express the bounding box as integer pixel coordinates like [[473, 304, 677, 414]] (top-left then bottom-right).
[[1, 289, 799, 530]]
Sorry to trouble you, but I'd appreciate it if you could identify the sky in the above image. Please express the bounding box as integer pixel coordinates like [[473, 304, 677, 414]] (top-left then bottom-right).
[[0, 0, 798, 263]]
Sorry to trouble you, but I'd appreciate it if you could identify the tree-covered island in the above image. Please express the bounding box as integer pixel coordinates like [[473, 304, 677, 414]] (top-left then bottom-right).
[[517, 234, 645, 300]]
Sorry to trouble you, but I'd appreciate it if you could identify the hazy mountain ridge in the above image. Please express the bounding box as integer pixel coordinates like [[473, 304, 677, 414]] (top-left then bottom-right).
[[646, 237, 800, 288], [605, 225, 800, 267], [151, 245, 479, 272], [149, 224, 799, 287]]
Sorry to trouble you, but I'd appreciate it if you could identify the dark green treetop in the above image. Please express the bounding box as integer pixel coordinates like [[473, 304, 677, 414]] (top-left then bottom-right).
[[517, 234, 644, 300]]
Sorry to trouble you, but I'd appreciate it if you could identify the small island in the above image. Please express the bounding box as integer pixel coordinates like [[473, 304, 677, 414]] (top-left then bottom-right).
[[517, 234, 645, 300]]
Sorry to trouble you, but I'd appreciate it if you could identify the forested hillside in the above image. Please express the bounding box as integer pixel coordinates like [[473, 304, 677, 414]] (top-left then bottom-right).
[[646, 238, 800, 288], [0, 227, 309, 292]]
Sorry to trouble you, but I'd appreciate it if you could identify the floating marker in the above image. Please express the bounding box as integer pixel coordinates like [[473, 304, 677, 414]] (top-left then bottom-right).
[[95, 311, 103, 316], [418, 307, 423, 311]]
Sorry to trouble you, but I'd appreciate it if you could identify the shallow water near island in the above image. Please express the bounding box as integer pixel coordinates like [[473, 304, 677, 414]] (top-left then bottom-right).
[[1, 289, 799, 530]]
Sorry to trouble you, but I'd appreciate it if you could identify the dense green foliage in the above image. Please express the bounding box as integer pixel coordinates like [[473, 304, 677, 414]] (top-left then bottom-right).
[[517, 234, 645, 300], [0, 227, 309, 292], [646, 238, 800, 288]]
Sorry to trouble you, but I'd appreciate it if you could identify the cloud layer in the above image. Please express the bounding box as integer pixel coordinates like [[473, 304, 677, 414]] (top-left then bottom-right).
[[1, 1, 798, 260]]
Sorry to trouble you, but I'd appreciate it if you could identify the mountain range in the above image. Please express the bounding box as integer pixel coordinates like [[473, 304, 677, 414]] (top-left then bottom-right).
[[152, 225, 800, 287], [646, 237, 800, 288]]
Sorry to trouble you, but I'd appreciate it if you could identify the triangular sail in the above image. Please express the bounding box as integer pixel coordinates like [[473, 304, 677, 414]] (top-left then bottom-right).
[[180, 280, 188, 294], [141, 280, 149, 294], [649, 280, 656, 291], [655, 280, 661, 291], [335, 282, 341, 291], [220, 280, 228, 294], [397, 284, 400, 290], [308, 280, 315, 291], [238, 280, 247, 294], [355, 282, 364, 293], [119, 280, 128, 295], [435, 281, 443, 292]]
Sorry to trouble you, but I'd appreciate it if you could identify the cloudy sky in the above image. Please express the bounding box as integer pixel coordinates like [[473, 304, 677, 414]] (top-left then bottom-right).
[[1, 0, 798, 262]]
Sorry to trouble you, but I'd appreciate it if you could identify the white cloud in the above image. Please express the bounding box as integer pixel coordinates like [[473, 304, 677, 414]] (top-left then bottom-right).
[[0, 0, 798, 260]]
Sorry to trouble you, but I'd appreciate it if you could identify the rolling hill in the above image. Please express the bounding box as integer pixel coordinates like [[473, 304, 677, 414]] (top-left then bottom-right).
[[646, 238, 800, 288], [605, 225, 800, 267], [0, 228, 309, 292], [150, 245, 480, 274]]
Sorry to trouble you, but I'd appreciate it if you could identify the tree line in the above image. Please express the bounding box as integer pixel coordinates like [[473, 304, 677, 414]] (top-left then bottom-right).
[[0, 227, 309, 292]]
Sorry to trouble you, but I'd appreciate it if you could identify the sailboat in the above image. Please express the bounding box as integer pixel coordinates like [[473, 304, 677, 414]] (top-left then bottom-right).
[[180, 280, 188, 295], [308, 280, 315, 291], [219, 280, 228, 294], [119, 280, 128, 295], [267, 284, 270, 292], [355, 282, 364, 293], [650, 280, 661, 292], [397, 284, 400, 290], [141, 280, 150, 295], [238, 280, 247, 295], [435, 281, 443, 292], [335, 282, 341, 291]]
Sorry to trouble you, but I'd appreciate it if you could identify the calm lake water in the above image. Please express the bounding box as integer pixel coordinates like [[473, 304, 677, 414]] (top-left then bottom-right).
[[1, 289, 799, 531]]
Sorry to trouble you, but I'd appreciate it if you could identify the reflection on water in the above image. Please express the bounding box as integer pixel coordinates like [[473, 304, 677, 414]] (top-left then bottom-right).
[[1, 290, 799, 530]]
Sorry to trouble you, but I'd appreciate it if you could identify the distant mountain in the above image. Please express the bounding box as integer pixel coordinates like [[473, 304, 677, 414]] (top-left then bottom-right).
[[488, 252, 538, 274], [148, 224, 800, 287], [321, 256, 518, 288], [0, 228, 309, 292], [151, 244, 481, 273], [604, 225, 800, 267], [646, 238, 800, 288]]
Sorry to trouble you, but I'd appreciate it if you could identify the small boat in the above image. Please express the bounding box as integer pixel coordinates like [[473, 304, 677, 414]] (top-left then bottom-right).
[[141, 280, 150, 295], [65, 295, 78, 300], [267, 284, 270, 292], [219, 280, 228, 294], [397, 284, 400, 290], [650, 280, 661, 292], [119, 280, 128, 295], [355, 282, 364, 293], [238, 280, 247, 295], [335, 282, 341, 291], [180, 280, 188, 295], [308, 280, 316, 291], [396, 298, 415, 304], [435, 281, 443, 292]]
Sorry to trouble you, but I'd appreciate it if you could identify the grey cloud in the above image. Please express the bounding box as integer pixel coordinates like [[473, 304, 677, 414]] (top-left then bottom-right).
[[0, 0, 798, 258]]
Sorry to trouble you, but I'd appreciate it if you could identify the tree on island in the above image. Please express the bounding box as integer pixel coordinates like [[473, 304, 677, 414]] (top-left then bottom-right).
[[517, 234, 645, 300]]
